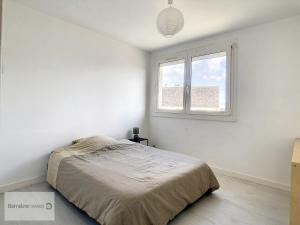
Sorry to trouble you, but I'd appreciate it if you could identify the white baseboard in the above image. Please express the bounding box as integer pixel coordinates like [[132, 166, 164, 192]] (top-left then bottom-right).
[[211, 166, 290, 192], [0, 176, 46, 193]]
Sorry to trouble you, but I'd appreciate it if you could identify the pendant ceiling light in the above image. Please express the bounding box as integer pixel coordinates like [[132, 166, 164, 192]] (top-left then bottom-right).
[[157, 0, 184, 38]]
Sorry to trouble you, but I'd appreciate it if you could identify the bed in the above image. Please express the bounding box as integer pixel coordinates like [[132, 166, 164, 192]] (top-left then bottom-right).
[[47, 135, 219, 225]]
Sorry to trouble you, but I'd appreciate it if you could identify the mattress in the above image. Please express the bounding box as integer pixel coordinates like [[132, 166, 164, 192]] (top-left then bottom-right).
[[47, 141, 219, 225]]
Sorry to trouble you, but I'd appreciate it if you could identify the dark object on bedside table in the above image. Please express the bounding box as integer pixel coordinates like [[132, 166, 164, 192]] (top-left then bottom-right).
[[132, 127, 140, 141], [129, 137, 149, 146]]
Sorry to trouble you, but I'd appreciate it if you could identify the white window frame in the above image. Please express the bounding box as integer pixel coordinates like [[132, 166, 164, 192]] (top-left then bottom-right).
[[152, 41, 237, 122]]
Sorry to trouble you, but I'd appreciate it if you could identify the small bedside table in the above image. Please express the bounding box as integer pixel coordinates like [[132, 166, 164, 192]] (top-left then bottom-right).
[[128, 137, 149, 146]]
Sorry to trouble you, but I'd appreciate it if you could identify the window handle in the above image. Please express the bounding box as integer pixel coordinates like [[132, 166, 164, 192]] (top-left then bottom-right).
[[185, 86, 189, 95]]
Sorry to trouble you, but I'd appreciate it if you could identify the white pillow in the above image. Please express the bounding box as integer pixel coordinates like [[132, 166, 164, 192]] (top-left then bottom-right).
[[119, 139, 135, 145]]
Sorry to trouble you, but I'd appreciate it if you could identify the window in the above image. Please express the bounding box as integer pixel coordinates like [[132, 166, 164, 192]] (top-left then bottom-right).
[[190, 52, 227, 112], [154, 43, 236, 121], [158, 60, 185, 111]]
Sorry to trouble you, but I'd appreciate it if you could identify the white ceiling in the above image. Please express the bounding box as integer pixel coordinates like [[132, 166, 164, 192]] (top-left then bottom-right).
[[14, 0, 300, 51]]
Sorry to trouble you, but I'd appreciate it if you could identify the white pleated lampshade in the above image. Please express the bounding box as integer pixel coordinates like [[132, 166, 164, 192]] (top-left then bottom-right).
[[157, 6, 184, 38]]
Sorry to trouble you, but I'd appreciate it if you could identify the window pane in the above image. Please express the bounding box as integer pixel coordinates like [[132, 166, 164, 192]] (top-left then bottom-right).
[[158, 60, 185, 110], [191, 52, 227, 112]]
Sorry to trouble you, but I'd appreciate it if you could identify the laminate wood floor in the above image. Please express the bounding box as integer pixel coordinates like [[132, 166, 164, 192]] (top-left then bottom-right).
[[0, 173, 289, 225]]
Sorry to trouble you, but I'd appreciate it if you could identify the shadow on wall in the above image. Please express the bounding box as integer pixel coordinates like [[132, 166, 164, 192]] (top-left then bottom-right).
[[0, 154, 48, 186]]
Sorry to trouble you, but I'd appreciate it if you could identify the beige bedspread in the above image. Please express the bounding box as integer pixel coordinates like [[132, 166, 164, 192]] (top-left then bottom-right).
[[49, 143, 219, 225]]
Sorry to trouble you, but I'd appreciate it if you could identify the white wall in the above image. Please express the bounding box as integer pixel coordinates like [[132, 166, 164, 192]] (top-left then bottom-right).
[[149, 16, 300, 188], [0, 0, 148, 186], [1, 0, 299, 190]]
